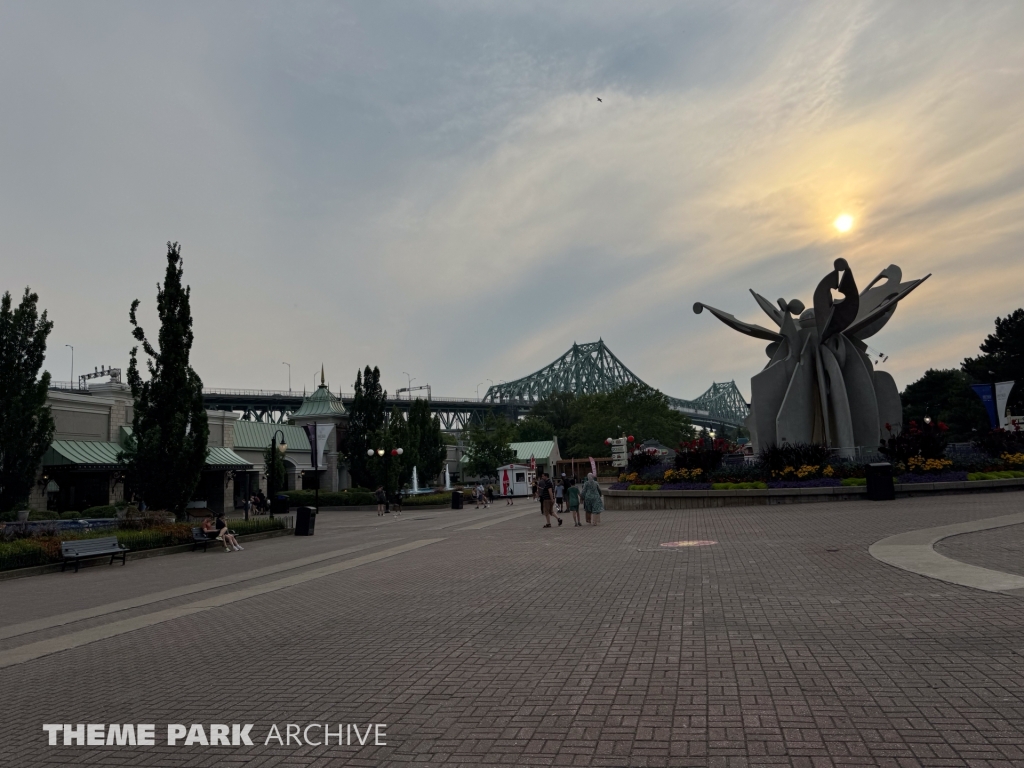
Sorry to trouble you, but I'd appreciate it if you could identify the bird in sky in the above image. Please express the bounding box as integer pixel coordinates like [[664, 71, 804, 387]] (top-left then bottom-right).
[[596, 97, 603, 102]]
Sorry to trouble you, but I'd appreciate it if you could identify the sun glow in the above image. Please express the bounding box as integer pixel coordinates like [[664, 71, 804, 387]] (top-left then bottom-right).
[[833, 214, 854, 233]]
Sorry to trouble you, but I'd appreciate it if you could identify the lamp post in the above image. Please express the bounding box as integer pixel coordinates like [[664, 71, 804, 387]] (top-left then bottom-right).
[[267, 429, 288, 518], [367, 445, 403, 513], [282, 362, 291, 392], [66, 344, 73, 388]]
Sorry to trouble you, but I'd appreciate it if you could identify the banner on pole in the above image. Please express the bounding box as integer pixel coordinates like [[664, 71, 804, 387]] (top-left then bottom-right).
[[970, 384, 999, 429], [995, 381, 1016, 428], [302, 423, 336, 470], [589, 456, 598, 476]]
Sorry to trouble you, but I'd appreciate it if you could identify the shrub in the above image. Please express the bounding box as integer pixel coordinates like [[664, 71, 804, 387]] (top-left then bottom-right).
[[841, 477, 867, 486], [59, 511, 81, 520], [968, 470, 1024, 481], [628, 484, 662, 491], [879, 420, 948, 464], [282, 490, 376, 506], [677, 437, 733, 473], [758, 443, 831, 475], [402, 493, 451, 506], [627, 449, 662, 475], [712, 482, 767, 490], [82, 505, 119, 518], [974, 427, 1024, 459], [27, 510, 59, 520]]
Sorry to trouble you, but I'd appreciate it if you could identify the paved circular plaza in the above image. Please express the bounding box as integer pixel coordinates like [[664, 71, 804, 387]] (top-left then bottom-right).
[[2, 493, 1024, 767]]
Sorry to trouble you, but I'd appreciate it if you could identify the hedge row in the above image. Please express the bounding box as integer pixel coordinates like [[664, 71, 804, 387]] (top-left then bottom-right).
[[0, 516, 288, 572]]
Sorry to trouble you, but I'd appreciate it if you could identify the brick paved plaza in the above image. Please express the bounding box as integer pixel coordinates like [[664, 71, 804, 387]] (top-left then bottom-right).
[[3, 494, 1024, 767]]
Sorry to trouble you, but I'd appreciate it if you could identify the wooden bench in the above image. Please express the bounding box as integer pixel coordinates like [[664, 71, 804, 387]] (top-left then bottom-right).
[[61, 537, 129, 572], [191, 527, 223, 552]]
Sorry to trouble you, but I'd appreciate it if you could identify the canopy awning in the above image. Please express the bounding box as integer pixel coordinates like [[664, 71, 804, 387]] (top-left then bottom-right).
[[42, 441, 253, 472]]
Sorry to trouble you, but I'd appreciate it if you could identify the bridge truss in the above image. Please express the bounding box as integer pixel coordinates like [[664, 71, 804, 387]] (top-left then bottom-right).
[[484, 339, 749, 429], [194, 340, 749, 431]]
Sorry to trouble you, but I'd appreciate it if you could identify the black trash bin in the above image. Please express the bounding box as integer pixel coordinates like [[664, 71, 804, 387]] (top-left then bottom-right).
[[451, 490, 464, 510], [295, 506, 317, 536], [270, 494, 289, 517], [865, 462, 895, 500]]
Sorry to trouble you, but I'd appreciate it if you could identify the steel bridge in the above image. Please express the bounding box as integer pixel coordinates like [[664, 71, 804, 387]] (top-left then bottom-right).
[[63, 340, 749, 431], [483, 340, 749, 430], [200, 389, 532, 431]]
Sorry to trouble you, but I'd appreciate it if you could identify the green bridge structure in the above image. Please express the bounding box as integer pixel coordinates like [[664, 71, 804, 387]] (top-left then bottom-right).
[[193, 340, 749, 431]]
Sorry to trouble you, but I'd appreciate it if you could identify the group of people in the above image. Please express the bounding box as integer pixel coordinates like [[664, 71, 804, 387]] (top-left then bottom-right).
[[473, 484, 496, 508], [374, 486, 404, 516], [200, 513, 244, 552], [533, 472, 604, 528], [242, 490, 269, 517]]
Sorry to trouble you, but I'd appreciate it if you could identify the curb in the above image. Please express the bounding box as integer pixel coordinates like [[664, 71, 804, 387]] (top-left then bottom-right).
[[0, 527, 294, 582]]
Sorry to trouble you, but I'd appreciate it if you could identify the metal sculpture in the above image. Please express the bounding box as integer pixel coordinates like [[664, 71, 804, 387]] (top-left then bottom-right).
[[694, 259, 929, 453]]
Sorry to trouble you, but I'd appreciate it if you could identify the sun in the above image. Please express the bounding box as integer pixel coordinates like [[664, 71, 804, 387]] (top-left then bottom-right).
[[834, 214, 854, 233]]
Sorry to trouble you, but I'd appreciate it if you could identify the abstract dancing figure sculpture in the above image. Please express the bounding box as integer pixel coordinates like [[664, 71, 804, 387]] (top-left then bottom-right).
[[694, 260, 930, 454]]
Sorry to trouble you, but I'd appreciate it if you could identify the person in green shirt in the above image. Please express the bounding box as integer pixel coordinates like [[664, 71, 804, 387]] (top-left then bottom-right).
[[567, 478, 582, 527]]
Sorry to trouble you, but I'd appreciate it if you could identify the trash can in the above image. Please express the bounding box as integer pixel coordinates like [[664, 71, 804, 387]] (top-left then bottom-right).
[[270, 494, 289, 517], [865, 462, 895, 501], [295, 506, 317, 536], [451, 490, 464, 510]]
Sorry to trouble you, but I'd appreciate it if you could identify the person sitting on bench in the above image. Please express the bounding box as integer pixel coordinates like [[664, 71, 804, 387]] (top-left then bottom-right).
[[213, 513, 243, 552]]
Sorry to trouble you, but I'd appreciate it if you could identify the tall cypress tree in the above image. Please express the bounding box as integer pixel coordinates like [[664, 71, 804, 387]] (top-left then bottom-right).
[[342, 365, 387, 487], [408, 398, 446, 484], [122, 242, 209, 515], [0, 288, 55, 514]]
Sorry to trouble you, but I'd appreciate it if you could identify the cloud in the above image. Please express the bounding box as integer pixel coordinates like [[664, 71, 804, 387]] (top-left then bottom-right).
[[2, 1, 1022, 399]]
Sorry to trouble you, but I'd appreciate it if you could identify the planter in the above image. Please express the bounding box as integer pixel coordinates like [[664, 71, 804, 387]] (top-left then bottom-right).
[[16, 509, 30, 522]]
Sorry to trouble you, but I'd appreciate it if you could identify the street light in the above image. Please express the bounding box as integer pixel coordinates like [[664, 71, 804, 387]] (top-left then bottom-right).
[[402, 371, 415, 395], [367, 445, 404, 513], [282, 362, 291, 392], [476, 382, 484, 399], [266, 429, 288, 519], [66, 344, 73, 388]]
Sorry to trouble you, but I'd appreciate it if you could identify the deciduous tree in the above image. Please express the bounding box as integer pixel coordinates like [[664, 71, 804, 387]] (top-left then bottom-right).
[[0, 288, 54, 514]]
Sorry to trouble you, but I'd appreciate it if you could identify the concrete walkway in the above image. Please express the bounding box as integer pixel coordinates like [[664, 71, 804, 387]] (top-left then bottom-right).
[[869, 511, 1024, 595]]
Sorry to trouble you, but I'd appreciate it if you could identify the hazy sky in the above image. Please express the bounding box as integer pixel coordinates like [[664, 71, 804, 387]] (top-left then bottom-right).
[[3, 2, 1023, 401]]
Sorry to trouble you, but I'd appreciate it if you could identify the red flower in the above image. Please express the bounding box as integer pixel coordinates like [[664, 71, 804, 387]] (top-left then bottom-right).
[[884, 422, 891, 432], [938, 421, 949, 431]]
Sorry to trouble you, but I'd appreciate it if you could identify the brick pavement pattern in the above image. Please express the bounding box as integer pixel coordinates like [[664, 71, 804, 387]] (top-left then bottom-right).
[[2, 496, 1024, 767], [936, 523, 1024, 579]]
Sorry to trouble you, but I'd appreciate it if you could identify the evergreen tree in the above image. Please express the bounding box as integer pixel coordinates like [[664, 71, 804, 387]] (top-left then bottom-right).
[[901, 369, 989, 442], [963, 308, 1024, 413], [0, 288, 54, 514], [408, 398, 446, 484], [122, 243, 209, 515], [342, 365, 388, 487]]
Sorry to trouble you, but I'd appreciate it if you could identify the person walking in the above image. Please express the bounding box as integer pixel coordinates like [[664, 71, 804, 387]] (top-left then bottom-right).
[[531, 477, 538, 500], [567, 478, 582, 526], [475, 483, 487, 509], [554, 478, 564, 514], [537, 472, 562, 528], [582, 473, 604, 525], [374, 485, 386, 516]]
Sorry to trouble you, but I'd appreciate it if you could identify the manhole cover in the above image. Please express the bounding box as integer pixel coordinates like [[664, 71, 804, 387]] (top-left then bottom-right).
[[659, 540, 717, 548]]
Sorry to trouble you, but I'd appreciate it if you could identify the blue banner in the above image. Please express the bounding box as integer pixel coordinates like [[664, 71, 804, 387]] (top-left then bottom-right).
[[970, 383, 999, 428]]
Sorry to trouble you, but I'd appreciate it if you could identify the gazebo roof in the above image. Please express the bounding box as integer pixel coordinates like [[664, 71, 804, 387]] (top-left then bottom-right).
[[290, 376, 346, 421]]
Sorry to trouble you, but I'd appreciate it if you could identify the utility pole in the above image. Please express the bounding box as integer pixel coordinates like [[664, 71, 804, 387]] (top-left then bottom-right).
[[66, 344, 74, 388]]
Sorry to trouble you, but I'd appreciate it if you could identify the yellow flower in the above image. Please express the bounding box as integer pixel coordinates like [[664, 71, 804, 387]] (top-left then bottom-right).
[[822, 465, 834, 477]]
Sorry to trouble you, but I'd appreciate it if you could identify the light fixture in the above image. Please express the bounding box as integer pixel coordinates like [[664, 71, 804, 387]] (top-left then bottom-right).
[[377, 448, 385, 456], [367, 449, 375, 457], [924, 415, 932, 425], [278, 440, 287, 454], [396, 448, 403, 455]]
